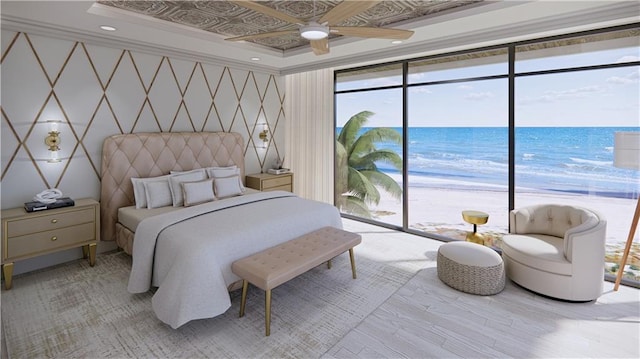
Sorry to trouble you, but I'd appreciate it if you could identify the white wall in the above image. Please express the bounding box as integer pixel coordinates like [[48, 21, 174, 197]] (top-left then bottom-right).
[[1, 30, 286, 274]]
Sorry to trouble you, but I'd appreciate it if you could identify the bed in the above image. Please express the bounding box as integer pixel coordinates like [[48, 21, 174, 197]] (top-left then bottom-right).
[[100, 132, 342, 328]]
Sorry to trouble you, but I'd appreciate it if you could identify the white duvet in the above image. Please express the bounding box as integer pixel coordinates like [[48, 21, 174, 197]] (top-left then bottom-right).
[[128, 191, 342, 329]]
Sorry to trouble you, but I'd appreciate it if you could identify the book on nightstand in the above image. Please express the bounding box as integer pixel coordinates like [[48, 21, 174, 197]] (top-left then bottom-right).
[[24, 197, 75, 212], [267, 168, 290, 175]]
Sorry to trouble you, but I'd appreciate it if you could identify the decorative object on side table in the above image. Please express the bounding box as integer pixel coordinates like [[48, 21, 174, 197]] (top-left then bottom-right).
[[1, 198, 100, 290], [268, 156, 289, 174], [462, 210, 489, 245], [613, 131, 640, 291]]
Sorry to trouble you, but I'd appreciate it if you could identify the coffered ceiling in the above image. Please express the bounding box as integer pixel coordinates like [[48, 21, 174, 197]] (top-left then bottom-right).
[[1, 1, 639, 74]]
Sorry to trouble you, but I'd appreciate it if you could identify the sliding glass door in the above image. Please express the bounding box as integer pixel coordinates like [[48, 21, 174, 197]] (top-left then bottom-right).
[[407, 50, 509, 242], [335, 65, 404, 227]]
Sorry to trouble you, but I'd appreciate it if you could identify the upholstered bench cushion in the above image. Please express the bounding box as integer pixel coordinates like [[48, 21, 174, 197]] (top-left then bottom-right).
[[502, 233, 572, 276], [232, 226, 362, 291], [437, 241, 505, 295]]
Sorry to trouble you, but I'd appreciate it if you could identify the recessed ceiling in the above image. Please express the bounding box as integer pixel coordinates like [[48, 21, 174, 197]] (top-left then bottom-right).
[[1, 1, 638, 74], [96, 0, 485, 51]]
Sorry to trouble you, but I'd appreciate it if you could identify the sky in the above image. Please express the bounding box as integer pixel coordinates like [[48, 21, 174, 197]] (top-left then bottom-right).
[[336, 45, 640, 128]]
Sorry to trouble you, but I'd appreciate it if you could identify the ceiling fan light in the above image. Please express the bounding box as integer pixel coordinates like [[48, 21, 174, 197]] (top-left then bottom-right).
[[300, 23, 329, 40]]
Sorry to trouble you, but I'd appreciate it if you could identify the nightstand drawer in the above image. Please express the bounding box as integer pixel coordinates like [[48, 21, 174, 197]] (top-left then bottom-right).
[[262, 176, 292, 189], [263, 184, 292, 192], [7, 207, 95, 237], [7, 222, 96, 259]]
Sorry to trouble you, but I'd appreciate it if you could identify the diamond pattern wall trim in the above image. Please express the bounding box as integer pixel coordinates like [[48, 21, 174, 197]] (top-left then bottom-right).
[[1, 30, 285, 208]]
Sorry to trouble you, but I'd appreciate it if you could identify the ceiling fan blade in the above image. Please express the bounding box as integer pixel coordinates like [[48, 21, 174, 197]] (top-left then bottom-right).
[[229, 0, 304, 25], [310, 38, 329, 55], [330, 26, 414, 40], [319, 0, 381, 26], [226, 30, 298, 42]]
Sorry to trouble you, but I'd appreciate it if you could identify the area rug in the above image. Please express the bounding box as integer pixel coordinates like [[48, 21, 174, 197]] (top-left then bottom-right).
[[1, 249, 417, 358]]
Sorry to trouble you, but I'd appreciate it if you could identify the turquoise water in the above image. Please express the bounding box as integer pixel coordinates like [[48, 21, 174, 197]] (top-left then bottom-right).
[[346, 127, 639, 199]]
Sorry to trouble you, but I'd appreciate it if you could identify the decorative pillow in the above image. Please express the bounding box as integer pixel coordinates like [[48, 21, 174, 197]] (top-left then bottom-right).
[[214, 175, 243, 198], [131, 175, 171, 209], [144, 180, 173, 209], [207, 166, 245, 192], [182, 179, 215, 207], [169, 170, 207, 207]]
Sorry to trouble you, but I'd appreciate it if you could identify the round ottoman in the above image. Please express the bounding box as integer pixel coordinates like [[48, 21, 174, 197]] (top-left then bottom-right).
[[437, 241, 505, 295]]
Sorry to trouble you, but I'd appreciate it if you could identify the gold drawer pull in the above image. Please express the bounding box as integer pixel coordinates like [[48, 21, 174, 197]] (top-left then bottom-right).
[[51, 219, 58, 224], [51, 236, 57, 241]]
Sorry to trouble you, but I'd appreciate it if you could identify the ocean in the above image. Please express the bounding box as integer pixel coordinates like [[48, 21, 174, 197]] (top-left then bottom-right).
[[343, 127, 639, 199]]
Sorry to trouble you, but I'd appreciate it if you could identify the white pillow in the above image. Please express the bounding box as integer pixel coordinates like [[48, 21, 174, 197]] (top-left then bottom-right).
[[182, 179, 215, 207], [169, 168, 207, 175], [144, 180, 173, 209], [207, 166, 245, 192], [214, 175, 243, 198], [169, 170, 207, 207], [131, 175, 171, 209]]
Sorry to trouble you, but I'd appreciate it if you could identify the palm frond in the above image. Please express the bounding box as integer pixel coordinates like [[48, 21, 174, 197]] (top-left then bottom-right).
[[347, 168, 381, 205], [339, 195, 372, 218], [360, 170, 403, 201], [337, 111, 374, 150], [354, 149, 402, 170], [350, 127, 401, 159]]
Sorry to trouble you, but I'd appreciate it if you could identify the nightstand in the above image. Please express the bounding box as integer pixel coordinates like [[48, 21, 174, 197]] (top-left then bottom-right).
[[246, 172, 293, 192], [1, 198, 100, 290]]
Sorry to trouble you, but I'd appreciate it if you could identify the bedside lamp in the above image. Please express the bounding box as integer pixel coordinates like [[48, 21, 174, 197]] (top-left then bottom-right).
[[613, 131, 640, 290]]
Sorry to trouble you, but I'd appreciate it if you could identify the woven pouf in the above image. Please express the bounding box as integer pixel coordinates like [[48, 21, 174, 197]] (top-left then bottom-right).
[[437, 241, 505, 295]]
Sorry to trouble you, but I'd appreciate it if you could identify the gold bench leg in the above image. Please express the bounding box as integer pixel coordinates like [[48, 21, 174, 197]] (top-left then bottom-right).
[[349, 248, 357, 279], [327, 259, 332, 269], [239, 280, 248, 317], [2, 263, 14, 290], [265, 289, 271, 336]]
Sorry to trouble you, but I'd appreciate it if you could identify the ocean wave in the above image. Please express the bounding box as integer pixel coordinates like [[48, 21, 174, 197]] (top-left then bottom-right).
[[569, 157, 612, 167]]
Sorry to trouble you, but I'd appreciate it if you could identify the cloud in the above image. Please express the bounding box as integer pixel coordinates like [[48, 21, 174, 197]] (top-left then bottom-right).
[[465, 92, 494, 101], [606, 69, 640, 84], [517, 85, 608, 105], [409, 87, 432, 94], [408, 73, 425, 82], [616, 55, 640, 63], [458, 85, 473, 90]]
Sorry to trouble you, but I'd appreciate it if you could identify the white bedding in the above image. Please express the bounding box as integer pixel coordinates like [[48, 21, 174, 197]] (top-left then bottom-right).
[[128, 190, 342, 329]]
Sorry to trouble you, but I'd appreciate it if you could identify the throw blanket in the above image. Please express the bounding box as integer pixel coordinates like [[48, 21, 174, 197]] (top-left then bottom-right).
[[128, 191, 342, 328]]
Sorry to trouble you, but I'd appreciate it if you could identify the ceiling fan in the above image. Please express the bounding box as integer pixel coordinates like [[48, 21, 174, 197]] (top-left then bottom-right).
[[225, 0, 414, 55]]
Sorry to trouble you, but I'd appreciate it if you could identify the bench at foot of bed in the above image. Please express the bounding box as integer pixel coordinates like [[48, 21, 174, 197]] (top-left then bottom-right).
[[231, 226, 362, 336]]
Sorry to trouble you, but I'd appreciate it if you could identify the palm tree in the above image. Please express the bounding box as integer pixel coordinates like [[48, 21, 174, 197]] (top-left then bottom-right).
[[335, 111, 403, 218]]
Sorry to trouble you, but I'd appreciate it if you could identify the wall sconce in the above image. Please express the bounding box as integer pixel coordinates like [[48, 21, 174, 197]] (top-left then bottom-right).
[[45, 120, 61, 163], [256, 122, 269, 149]]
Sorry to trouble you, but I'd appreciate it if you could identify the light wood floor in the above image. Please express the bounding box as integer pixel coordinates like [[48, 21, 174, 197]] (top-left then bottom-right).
[[326, 219, 640, 359]]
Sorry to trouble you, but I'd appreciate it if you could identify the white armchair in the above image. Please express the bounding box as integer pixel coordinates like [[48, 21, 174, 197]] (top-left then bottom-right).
[[501, 204, 607, 301]]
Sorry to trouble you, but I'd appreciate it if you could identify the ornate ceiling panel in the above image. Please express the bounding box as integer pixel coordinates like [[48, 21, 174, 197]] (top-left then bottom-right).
[[97, 1, 485, 51]]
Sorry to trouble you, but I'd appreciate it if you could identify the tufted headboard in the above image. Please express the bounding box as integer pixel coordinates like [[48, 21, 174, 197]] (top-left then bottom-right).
[[100, 132, 245, 243]]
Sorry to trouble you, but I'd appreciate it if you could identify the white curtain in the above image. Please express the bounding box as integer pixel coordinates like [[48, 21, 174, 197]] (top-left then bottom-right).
[[284, 69, 334, 203]]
